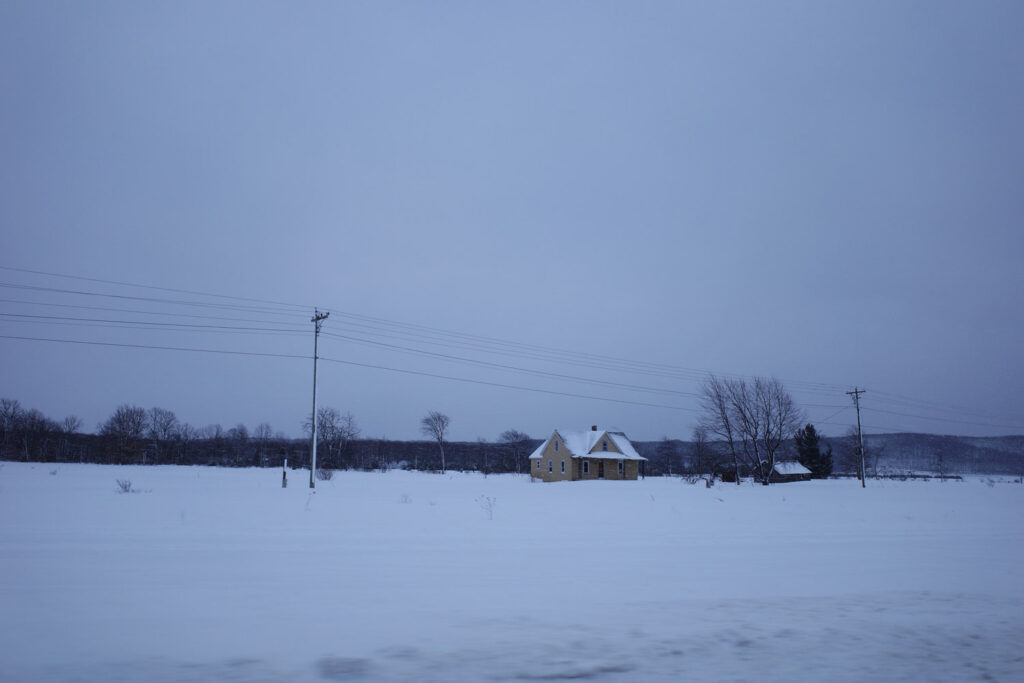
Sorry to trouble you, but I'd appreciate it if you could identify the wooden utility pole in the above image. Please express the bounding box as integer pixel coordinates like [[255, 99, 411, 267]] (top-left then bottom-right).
[[847, 387, 866, 488], [309, 309, 329, 488]]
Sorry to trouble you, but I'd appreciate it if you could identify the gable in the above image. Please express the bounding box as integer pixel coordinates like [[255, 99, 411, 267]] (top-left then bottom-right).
[[606, 432, 643, 460], [587, 432, 622, 456], [529, 430, 569, 460]]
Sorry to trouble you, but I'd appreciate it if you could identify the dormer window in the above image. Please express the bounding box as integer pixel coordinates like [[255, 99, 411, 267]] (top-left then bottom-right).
[[602, 440, 608, 451]]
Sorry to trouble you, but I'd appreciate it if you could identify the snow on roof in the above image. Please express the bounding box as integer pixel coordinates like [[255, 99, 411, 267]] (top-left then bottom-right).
[[605, 432, 642, 460], [529, 428, 647, 461], [774, 461, 811, 475], [527, 440, 547, 460]]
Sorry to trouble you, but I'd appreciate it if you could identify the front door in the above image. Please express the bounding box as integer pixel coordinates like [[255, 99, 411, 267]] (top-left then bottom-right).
[[598, 461, 605, 479]]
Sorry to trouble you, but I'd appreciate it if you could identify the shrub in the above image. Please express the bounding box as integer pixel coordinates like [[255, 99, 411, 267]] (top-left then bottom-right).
[[476, 494, 496, 520]]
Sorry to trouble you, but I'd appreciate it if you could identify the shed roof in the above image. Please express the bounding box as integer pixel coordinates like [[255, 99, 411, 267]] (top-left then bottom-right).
[[773, 461, 812, 475]]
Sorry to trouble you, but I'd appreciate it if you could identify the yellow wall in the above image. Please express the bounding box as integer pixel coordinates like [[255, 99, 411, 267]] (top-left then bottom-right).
[[530, 433, 572, 482], [576, 457, 638, 480]]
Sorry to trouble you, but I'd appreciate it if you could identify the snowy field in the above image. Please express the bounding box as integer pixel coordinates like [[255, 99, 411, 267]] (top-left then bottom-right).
[[1, 463, 1022, 682]]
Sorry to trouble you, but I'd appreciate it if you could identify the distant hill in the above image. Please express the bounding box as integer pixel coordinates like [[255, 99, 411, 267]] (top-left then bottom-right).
[[634, 433, 1024, 477]]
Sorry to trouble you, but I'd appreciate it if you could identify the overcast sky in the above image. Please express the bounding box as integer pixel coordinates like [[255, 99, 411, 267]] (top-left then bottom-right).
[[2, 1, 1022, 441]]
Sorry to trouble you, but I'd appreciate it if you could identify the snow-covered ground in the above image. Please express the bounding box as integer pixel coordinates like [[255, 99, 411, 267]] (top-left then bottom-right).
[[1, 463, 1021, 682]]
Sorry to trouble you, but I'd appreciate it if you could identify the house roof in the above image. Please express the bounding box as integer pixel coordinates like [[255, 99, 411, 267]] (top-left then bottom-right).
[[528, 428, 647, 461], [773, 461, 811, 475]]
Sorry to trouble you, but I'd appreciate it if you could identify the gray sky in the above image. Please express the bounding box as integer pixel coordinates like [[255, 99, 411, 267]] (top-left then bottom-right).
[[2, 1, 1022, 441]]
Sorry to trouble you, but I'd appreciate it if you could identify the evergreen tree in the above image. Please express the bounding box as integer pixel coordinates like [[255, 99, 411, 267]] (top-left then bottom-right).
[[820, 441, 833, 477], [795, 423, 832, 478]]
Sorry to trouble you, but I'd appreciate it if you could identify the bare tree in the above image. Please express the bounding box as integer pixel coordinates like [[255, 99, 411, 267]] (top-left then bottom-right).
[[337, 411, 360, 466], [178, 423, 197, 464], [499, 429, 531, 474], [700, 375, 742, 484], [225, 423, 250, 466], [254, 422, 274, 466], [58, 415, 82, 460], [700, 375, 802, 484], [147, 407, 178, 462], [254, 422, 274, 442], [227, 423, 249, 442], [304, 408, 360, 469], [17, 409, 57, 461], [100, 404, 148, 463], [147, 407, 178, 442], [421, 411, 450, 473], [0, 398, 22, 458], [691, 425, 720, 482]]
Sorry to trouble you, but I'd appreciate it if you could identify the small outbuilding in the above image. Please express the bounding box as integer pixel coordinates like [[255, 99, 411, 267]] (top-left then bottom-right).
[[772, 461, 812, 483], [529, 426, 646, 482]]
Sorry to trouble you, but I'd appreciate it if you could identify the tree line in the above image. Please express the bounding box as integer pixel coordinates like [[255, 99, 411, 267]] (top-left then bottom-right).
[[3, 393, 1018, 476], [0, 398, 539, 473], [0, 391, 839, 479]]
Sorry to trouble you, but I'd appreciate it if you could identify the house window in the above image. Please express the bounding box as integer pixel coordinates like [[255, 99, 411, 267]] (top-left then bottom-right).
[[548, 460, 552, 473], [554, 440, 559, 452], [583, 460, 590, 474], [536, 460, 540, 471], [561, 460, 565, 473], [618, 460, 624, 475], [602, 440, 608, 451]]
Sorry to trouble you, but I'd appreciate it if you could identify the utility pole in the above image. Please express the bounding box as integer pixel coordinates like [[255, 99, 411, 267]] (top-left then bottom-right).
[[847, 387, 866, 488], [309, 309, 329, 489]]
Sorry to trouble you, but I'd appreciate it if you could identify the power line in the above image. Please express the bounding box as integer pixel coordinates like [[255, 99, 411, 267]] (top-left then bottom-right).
[[818, 405, 851, 423], [321, 320, 850, 401], [324, 309, 849, 396], [0, 312, 306, 334], [0, 282, 308, 317], [322, 330, 704, 398], [0, 297, 309, 326], [3, 265, 1020, 432], [0, 308, 855, 410], [0, 264, 310, 312], [323, 329, 857, 407], [2, 282, 835, 394], [0, 334, 309, 360], [861, 406, 1024, 432], [1, 277, 841, 396], [0, 333, 699, 413], [868, 389, 1023, 422], [318, 355, 701, 413], [0, 268, 849, 396]]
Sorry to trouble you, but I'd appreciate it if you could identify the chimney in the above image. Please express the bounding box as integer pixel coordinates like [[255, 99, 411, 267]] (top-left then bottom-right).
[[591, 425, 597, 431]]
